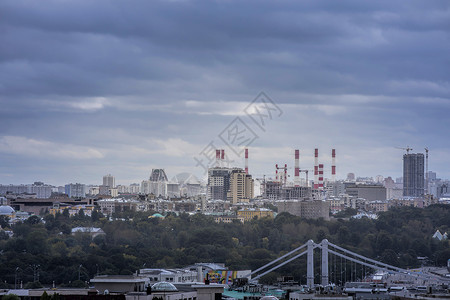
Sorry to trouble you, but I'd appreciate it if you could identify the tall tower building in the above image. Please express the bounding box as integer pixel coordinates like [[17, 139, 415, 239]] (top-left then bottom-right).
[[103, 174, 116, 188], [403, 153, 424, 197], [207, 168, 231, 200], [227, 169, 254, 204]]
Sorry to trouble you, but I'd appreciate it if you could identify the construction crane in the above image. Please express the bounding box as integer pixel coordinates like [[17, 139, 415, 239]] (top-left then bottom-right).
[[299, 169, 313, 187], [396, 146, 413, 154], [425, 147, 429, 195]]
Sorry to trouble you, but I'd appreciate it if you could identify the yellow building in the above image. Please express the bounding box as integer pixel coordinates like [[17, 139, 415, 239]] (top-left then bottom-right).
[[227, 169, 254, 204], [214, 215, 245, 224], [237, 208, 274, 222], [50, 203, 95, 217]]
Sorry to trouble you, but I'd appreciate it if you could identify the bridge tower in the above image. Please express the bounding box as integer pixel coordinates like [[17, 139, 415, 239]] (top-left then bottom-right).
[[321, 239, 329, 286], [307, 240, 315, 288]]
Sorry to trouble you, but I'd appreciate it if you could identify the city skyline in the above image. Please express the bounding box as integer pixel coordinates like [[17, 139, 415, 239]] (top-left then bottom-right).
[[1, 1, 449, 185]]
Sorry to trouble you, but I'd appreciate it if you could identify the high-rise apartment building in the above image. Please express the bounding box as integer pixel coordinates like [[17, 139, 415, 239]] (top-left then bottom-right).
[[403, 153, 424, 197], [227, 169, 254, 204], [207, 168, 231, 200], [103, 174, 116, 188], [65, 183, 86, 198]]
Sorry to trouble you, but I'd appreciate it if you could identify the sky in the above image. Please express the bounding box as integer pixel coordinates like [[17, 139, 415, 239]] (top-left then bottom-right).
[[1, 0, 449, 186]]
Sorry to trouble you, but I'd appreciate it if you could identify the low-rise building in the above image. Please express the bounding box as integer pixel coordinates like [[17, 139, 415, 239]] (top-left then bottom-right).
[[97, 198, 146, 216], [214, 215, 245, 224], [237, 208, 274, 221], [276, 200, 330, 220]]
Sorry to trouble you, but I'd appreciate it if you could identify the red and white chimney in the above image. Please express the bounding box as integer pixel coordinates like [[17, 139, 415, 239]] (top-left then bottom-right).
[[314, 148, 319, 189], [294, 149, 300, 186], [216, 149, 220, 167], [275, 164, 278, 181], [319, 163, 324, 190], [284, 164, 287, 186], [332, 149, 336, 182], [245, 148, 249, 174]]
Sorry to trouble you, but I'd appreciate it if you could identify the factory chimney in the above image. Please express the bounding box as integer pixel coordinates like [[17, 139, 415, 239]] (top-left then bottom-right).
[[319, 163, 324, 190], [331, 149, 336, 182], [216, 149, 220, 167], [314, 148, 319, 189], [294, 149, 300, 186], [275, 164, 278, 182], [245, 148, 249, 174]]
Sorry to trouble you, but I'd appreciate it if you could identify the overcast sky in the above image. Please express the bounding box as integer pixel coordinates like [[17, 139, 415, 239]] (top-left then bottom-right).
[[1, 0, 449, 186]]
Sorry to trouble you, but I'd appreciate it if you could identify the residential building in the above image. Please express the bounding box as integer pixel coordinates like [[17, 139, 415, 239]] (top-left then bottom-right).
[[103, 174, 116, 188], [346, 184, 386, 201], [129, 183, 141, 194], [403, 153, 424, 197], [214, 215, 245, 224], [276, 200, 330, 220], [207, 168, 231, 200], [97, 198, 146, 216], [237, 208, 274, 221], [50, 203, 95, 217], [263, 181, 311, 200], [227, 169, 254, 204], [65, 183, 86, 198], [366, 200, 390, 213], [0, 183, 52, 199]]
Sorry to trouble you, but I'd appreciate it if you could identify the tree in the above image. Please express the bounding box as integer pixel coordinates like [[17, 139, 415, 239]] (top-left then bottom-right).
[[25, 215, 41, 225], [2, 295, 19, 300], [0, 216, 10, 228]]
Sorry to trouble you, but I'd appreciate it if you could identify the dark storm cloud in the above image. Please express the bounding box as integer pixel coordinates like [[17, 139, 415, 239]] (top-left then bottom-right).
[[1, 0, 449, 184]]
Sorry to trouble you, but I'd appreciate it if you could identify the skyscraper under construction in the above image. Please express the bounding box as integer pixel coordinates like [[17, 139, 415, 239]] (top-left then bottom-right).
[[403, 153, 424, 197]]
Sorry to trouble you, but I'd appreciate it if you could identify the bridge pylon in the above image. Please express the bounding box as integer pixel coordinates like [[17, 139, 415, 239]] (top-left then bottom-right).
[[307, 239, 314, 288], [321, 239, 329, 286]]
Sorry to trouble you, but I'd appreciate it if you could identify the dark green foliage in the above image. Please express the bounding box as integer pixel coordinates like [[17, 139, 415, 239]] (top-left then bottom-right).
[[2, 295, 20, 300], [0, 205, 449, 286]]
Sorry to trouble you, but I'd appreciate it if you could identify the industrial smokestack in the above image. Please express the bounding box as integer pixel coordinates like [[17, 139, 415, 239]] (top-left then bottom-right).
[[295, 149, 300, 187], [220, 149, 225, 167], [275, 164, 278, 182], [331, 149, 336, 182], [284, 164, 287, 186], [245, 148, 249, 174], [216, 149, 220, 167], [314, 148, 319, 189], [319, 163, 324, 189]]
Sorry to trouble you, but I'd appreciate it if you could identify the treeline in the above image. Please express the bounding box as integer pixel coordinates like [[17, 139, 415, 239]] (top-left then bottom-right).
[[0, 205, 450, 287]]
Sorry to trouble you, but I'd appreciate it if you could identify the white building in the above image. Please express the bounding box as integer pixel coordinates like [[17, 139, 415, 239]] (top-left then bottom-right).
[[103, 174, 116, 188], [65, 183, 86, 198]]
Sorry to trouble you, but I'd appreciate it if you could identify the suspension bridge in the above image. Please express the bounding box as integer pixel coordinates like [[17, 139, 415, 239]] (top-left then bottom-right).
[[245, 239, 450, 288]]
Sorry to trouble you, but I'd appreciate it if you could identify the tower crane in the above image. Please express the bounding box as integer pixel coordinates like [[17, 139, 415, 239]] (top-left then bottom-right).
[[425, 147, 429, 195], [395, 146, 413, 154]]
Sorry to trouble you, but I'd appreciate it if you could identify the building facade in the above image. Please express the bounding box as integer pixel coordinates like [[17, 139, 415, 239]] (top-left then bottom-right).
[[65, 183, 87, 198], [403, 153, 424, 197], [227, 169, 254, 204], [103, 174, 116, 188], [276, 200, 330, 220], [207, 168, 231, 200]]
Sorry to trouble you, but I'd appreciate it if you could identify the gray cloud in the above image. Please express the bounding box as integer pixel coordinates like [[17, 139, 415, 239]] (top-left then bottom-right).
[[0, 0, 449, 184]]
